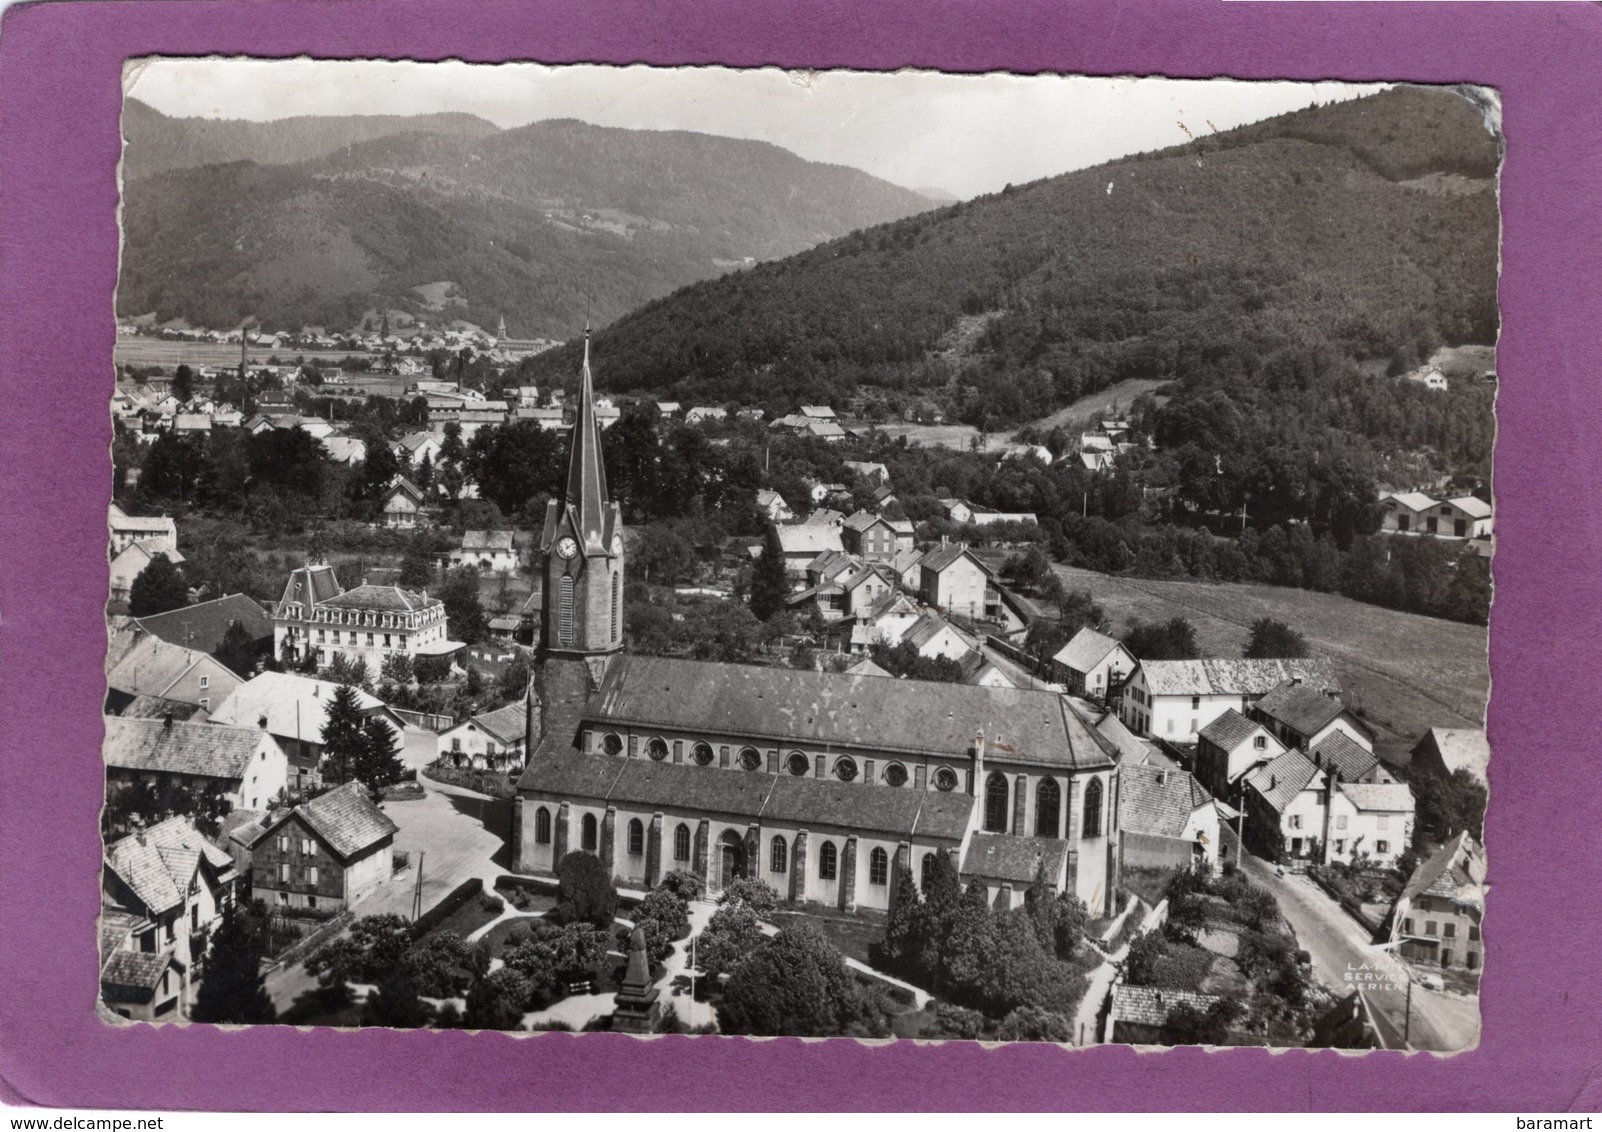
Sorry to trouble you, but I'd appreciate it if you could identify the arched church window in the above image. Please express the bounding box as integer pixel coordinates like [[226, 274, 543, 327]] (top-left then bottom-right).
[[883, 763, 908, 788], [984, 772, 1010, 833], [534, 806, 551, 845], [611, 572, 621, 638], [692, 742, 714, 766], [581, 812, 598, 852], [739, 747, 763, 771], [933, 767, 959, 792], [1083, 777, 1104, 838], [1035, 777, 1061, 839], [602, 733, 623, 756], [646, 737, 669, 761], [558, 575, 574, 644], [673, 823, 691, 862], [818, 840, 838, 880], [770, 836, 787, 874], [833, 757, 858, 783], [627, 818, 644, 856], [869, 847, 889, 886], [786, 752, 810, 777]]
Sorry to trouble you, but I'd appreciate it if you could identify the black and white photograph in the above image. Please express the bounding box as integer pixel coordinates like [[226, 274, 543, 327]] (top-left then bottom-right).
[[100, 60, 1497, 1050]]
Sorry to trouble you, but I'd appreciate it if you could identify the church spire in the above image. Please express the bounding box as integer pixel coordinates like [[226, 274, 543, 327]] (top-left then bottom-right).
[[563, 325, 610, 549]]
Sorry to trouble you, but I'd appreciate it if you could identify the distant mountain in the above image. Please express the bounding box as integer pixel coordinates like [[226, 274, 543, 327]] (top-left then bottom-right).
[[915, 186, 960, 204], [120, 99, 501, 180], [518, 86, 1499, 426], [116, 107, 938, 335]]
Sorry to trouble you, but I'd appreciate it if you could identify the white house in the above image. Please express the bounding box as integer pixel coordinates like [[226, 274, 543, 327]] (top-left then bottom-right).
[[449, 530, 518, 573], [1119, 657, 1340, 744], [1194, 709, 1286, 801], [1380, 491, 1440, 534], [1441, 496, 1493, 539], [756, 489, 795, 523], [1118, 763, 1224, 873], [109, 538, 183, 604], [1251, 680, 1375, 753], [108, 503, 177, 556], [437, 701, 528, 771], [1243, 748, 1413, 867], [103, 715, 289, 814], [1052, 627, 1136, 700]]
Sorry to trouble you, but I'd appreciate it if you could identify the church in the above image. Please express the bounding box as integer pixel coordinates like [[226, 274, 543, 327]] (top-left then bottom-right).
[[512, 336, 1122, 916]]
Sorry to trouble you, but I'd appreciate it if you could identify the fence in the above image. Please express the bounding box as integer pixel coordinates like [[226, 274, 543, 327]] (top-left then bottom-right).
[[392, 708, 454, 732], [264, 909, 354, 974], [983, 635, 1061, 686]]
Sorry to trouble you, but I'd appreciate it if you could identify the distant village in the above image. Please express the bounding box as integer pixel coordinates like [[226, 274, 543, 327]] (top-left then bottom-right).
[[101, 329, 1487, 1050]]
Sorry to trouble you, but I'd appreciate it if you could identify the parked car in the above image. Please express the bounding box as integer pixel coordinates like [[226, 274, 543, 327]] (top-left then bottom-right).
[[1416, 972, 1444, 991]]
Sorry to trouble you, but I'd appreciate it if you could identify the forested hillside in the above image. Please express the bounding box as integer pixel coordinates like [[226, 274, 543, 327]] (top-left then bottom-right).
[[117, 109, 936, 335]]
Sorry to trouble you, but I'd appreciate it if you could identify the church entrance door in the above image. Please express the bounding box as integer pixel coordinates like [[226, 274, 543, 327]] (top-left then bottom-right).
[[713, 830, 747, 894]]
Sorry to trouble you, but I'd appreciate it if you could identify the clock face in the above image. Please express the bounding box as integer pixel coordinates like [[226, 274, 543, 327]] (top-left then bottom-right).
[[611, 535, 624, 557], [555, 537, 579, 560]]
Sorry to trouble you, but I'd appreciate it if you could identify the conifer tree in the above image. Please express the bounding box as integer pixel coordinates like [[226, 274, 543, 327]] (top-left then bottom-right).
[[128, 552, 189, 617], [748, 523, 789, 622], [319, 683, 368, 784], [356, 716, 405, 790], [191, 901, 276, 1025]]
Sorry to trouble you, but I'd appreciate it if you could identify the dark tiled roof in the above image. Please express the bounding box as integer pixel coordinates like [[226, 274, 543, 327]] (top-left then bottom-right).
[[610, 757, 778, 820], [137, 593, 273, 655], [1413, 728, 1490, 781], [1112, 984, 1223, 1028], [963, 833, 1068, 884], [1400, 831, 1486, 907], [277, 562, 343, 610], [103, 716, 265, 781], [581, 654, 1112, 769], [471, 701, 528, 745], [114, 695, 207, 722], [1244, 748, 1320, 812], [1140, 658, 1340, 698], [1119, 764, 1212, 840], [1255, 682, 1351, 738], [1197, 709, 1264, 752], [320, 584, 437, 613], [106, 637, 214, 699], [1308, 731, 1381, 782], [105, 837, 188, 914], [1052, 628, 1124, 675], [843, 510, 891, 533], [101, 949, 170, 998], [919, 544, 984, 576], [255, 781, 397, 860]]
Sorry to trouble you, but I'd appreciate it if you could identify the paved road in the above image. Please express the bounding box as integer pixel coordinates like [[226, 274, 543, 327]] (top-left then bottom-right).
[[263, 775, 510, 1013], [1228, 828, 1479, 1051]]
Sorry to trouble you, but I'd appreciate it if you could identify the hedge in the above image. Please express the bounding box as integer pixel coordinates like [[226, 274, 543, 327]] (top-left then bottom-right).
[[410, 877, 484, 939]]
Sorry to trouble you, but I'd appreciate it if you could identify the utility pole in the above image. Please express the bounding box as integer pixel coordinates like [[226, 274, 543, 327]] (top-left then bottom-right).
[[1403, 978, 1413, 1048], [411, 850, 425, 921]]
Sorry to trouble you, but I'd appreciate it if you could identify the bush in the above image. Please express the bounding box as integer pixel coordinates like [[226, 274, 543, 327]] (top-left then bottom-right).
[[659, 869, 705, 903], [553, 852, 618, 930], [717, 876, 779, 916], [694, 901, 765, 985], [923, 1002, 988, 1040], [996, 1005, 1074, 1043], [632, 887, 691, 965], [409, 877, 484, 938], [719, 923, 886, 1037], [401, 932, 489, 998]]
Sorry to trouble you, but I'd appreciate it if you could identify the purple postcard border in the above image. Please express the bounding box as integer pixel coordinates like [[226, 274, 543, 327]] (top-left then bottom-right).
[[2, 0, 1600, 1112]]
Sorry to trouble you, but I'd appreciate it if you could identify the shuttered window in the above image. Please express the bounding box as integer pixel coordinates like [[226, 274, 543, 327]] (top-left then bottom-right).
[[558, 576, 574, 644]]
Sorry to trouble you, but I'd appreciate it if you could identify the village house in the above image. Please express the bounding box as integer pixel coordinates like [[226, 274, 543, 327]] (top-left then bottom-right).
[[449, 529, 518, 573], [957, 650, 1017, 690], [917, 543, 991, 621], [246, 781, 399, 912], [871, 484, 900, 511], [842, 460, 889, 485], [1051, 627, 1137, 700], [134, 593, 273, 664], [1391, 831, 1486, 973], [1193, 709, 1287, 802], [1379, 491, 1439, 534], [684, 406, 727, 424], [108, 503, 177, 556], [382, 477, 427, 529], [438, 701, 529, 771], [1002, 443, 1053, 465], [272, 561, 461, 680], [516, 406, 568, 431], [938, 499, 973, 524], [1409, 727, 1491, 786], [756, 489, 794, 523], [1242, 748, 1413, 866], [788, 559, 897, 623], [105, 630, 244, 714], [321, 435, 368, 466], [392, 431, 444, 470], [109, 538, 183, 605], [840, 510, 901, 563], [1118, 656, 1341, 744], [1251, 680, 1375, 753], [207, 671, 406, 791], [103, 714, 289, 814], [101, 818, 240, 1021], [1439, 496, 1493, 539], [1118, 763, 1225, 874], [775, 523, 845, 575]]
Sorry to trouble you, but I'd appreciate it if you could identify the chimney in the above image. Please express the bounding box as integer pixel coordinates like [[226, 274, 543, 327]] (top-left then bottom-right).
[[162, 713, 174, 731], [1290, 676, 1302, 687], [1269, 774, 1276, 791], [257, 715, 269, 731], [1157, 768, 1168, 786], [971, 728, 986, 798]]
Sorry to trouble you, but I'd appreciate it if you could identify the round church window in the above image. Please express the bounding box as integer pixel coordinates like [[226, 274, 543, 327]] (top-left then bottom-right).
[[647, 737, 669, 761], [739, 747, 763, 771], [933, 767, 959, 792], [602, 733, 623, 756], [833, 757, 858, 782], [787, 752, 811, 777], [692, 742, 714, 766], [883, 763, 908, 788]]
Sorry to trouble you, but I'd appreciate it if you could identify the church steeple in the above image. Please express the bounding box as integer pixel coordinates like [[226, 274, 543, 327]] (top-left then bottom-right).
[[564, 327, 611, 554], [537, 325, 624, 659]]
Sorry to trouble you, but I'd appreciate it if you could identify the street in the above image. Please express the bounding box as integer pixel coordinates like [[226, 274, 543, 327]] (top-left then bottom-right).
[[1226, 827, 1480, 1051]]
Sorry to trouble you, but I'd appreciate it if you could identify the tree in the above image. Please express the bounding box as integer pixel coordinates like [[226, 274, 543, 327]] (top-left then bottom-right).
[[1243, 617, 1309, 659], [719, 923, 881, 1037], [659, 869, 705, 902], [693, 901, 764, 985], [876, 865, 927, 974], [717, 877, 779, 916], [361, 974, 431, 1028], [190, 901, 276, 1024], [305, 914, 413, 990], [748, 523, 790, 622], [214, 620, 259, 678], [631, 888, 691, 965], [319, 683, 369, 785], [355, 716, 405, 790], [380, 652, 415, 685], [1123, 617, 1200, 661], [171, 363, 195, 403], [128, 552, 188, 616], [553, 851, 618, 930], [325, 652, 374, 692], [401, 932, 488, 997], [398, 543, 435, 588], [465, 967, 531, 1030], [995, 1004, 1074, 1042], [439, 567, 488, 644]]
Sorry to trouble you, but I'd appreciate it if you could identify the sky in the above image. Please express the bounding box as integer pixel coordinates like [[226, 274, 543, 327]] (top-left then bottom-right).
[[125, 60, 1387, 200]]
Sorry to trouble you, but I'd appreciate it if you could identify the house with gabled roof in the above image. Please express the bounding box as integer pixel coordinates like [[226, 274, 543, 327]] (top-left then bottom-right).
[[105, 636, 243, 717], [101, 817, 240, 1022], [1380, 491, 1440, 534], [842, 460, 889, 485], [775, 522, 845, 574], [756, 489, 794, 523], [109, 537, 183, 604], [272, 561, 461, 681], [1409, 727, 1490, 786], [1118, 763, 1224, 872], [247, 781, 398, 912], [1242, 748, 1413, 867], [439, 701, 529, 771], [1252, 680, 1375, 753], [1052, 627, 1136, 700], [917, 542, 991, 620], [135, 593, 273, 663], [103, 714, 289, 814], [450, 529, 518, 573], [208, 671, 406, 790], [1390, 831, 1486, 972], [382, 477, 428, 529], [1119, 656, 1340, 744], [840, 510, 900, 563], [1194, 708, 1286, 802], [108, 502, 177, 556]]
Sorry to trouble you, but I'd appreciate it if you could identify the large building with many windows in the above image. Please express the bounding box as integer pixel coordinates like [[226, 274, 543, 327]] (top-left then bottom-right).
[[272, 562, 462, 680], [512, 336, 1121, 915]]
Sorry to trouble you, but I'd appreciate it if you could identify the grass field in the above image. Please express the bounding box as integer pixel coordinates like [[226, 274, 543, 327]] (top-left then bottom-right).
[[1053, 565, 1489, 747], [873, 377, 1170, 453], [114, 338, 376, 370]]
